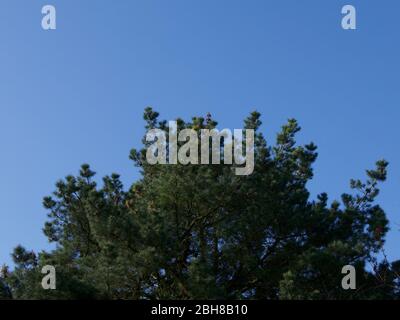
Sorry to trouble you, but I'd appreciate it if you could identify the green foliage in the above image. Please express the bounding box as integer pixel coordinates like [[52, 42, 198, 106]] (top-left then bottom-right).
[[2, 108, 399, 299]]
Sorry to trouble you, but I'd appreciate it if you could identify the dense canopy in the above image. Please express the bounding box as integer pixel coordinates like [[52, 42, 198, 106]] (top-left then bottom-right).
[[1, 108, 399, 299]]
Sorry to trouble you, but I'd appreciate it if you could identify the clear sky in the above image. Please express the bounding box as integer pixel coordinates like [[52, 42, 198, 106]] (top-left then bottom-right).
[[1, 0, 399, 267]]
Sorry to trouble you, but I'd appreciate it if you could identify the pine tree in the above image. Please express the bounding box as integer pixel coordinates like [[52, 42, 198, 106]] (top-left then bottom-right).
[[2, 108, 398, 299]]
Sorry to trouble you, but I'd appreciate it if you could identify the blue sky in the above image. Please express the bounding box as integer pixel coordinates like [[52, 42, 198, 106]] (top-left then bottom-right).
[[0, 0, 399, 266]]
